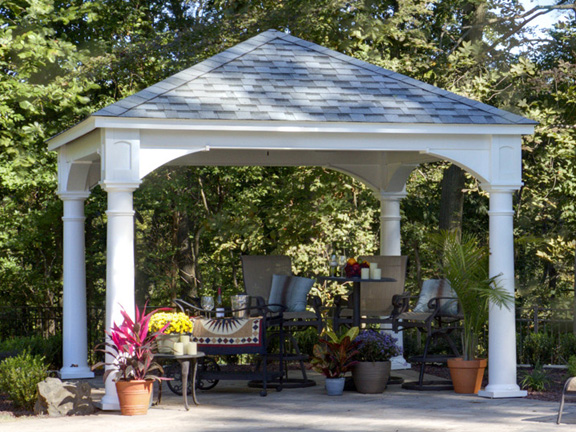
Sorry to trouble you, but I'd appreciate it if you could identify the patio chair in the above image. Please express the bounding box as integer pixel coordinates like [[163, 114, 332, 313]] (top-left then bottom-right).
[[557, 376, 576, 424], [240, 255, 323, 334], [241, 254, 323, 388], [391, 278, 463, 391], [332, 255, 408, 331]]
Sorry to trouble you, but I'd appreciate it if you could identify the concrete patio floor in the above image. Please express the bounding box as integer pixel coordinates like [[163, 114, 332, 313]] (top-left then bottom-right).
[[1, 369, 574, 431]]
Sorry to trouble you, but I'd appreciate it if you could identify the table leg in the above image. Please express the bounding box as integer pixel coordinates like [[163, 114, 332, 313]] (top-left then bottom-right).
[[191, 358, 199, 405], [353, 281, 361, 327], [180, 359, 190, 411]]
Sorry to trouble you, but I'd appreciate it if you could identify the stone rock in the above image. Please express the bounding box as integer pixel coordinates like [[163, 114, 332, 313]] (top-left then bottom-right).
[[34, 377, 95, 416]]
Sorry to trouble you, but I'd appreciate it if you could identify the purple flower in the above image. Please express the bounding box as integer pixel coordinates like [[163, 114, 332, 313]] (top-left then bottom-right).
[[356, 330, 402, 362]]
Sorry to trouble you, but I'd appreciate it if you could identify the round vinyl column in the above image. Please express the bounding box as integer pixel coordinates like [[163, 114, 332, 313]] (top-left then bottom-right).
[[478, 188, 527, 398], [380, 192, 405, 256], [99, 183, 139, 410], [380, 192, 410, 369], [59, 192, 94, 379]]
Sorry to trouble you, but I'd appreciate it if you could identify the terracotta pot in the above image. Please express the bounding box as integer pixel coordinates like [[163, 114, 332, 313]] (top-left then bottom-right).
[[115, 380, 153, 415], [352, 361, 391, 394], [447, 357, 487, 394]]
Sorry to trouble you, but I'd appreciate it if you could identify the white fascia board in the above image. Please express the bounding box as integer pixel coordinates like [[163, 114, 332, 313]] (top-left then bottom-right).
[[47, 116, 535, 151], [47, 117, 97, 151], [103, 117, 535, 135]]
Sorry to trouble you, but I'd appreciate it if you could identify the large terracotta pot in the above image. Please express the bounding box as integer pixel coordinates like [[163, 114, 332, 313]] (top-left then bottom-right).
[[352, 361, 391, 394], [447, 358, 487, 394], [115, 380, 153, 415]]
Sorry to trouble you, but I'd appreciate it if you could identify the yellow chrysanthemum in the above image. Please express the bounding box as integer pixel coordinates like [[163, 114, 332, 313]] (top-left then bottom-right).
[[150, 312, 193, 334]]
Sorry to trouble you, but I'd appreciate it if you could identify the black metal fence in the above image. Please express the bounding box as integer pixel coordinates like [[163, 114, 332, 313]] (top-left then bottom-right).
[[1, 305, 575, 365]]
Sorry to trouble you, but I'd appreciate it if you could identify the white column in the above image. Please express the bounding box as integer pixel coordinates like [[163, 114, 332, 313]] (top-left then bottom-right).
[[380, 191, 410, 370], [380, 192, 405, 256], [98, 182, 139, 410], [59, 192, 94, 379], [478, 188, 527, 398]]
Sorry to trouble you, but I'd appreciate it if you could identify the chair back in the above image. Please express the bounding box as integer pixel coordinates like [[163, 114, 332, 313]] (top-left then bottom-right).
[[241, 255, 292, 300], [358, 255, 408, 316]]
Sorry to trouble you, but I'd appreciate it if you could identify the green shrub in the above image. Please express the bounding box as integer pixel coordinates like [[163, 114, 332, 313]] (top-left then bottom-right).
[[521, 332, 555, 365], [519, 364, 551, 391], [558, 333, 576, 364], [0, 352, 48, 410], [568, 356, 576, 377], [0, 334, 62, 369]]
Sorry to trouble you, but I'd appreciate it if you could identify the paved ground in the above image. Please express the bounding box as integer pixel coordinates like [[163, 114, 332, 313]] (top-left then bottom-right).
[[1, 369, 574, 432]]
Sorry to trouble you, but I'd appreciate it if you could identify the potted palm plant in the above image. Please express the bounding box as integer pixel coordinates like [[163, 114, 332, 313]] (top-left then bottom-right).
[[93, 303, 170, 415], [310, 326, 360, 396], [436, 230, 513, 394], [352, 330, 402, 393]]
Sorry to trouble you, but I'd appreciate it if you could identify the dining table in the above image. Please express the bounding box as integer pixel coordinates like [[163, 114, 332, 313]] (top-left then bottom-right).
[[316, 275, 396, 327]]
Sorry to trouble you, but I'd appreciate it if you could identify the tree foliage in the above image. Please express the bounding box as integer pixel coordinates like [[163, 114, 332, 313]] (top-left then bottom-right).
[[1, 0, 576, 322]]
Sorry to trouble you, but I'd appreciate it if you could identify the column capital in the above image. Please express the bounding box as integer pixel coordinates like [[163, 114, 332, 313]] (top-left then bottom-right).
[[379, 191, 407, 201], [480, 183, 522, 195], [58, 191, 90, 201], [101, 180, 141, 192]]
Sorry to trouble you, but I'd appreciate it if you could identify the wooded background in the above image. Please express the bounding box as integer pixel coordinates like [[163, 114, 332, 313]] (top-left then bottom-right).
[[1, 0, 575, 323]]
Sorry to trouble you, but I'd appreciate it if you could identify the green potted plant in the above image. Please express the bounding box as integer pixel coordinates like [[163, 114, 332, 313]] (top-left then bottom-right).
[[436, 230, 513, 394], [93, 303, 170, 415], [352, 330, 402, 393], [310, 326, 360, 396]]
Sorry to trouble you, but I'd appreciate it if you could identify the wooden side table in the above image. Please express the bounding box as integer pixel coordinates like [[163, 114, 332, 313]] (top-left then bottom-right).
[[155, 352, 205, 410]]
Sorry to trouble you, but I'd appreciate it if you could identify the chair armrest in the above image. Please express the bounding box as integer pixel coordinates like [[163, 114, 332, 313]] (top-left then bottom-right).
[[391, 293, 414, 315], [173, 298, 205, 315]]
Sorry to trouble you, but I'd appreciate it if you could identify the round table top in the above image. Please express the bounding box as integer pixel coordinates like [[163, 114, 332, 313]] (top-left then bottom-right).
[[154, 352, 205, 359], [316, 275, 395, 283]]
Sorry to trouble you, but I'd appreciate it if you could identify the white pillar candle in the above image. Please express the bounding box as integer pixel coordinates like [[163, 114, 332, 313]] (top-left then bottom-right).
[[371, 268, 382, 280], [360, 267, 370, 279], [369, 262, 378, 271], [173, 342, 184, 356], [179, 334, 190, 344], [186, 342, 197, 355]]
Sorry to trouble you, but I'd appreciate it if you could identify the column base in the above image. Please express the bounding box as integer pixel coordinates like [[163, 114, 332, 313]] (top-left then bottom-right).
[[478, 384, 527, 399], [391, 355, 411, 370], [97, 394, 120, 411], [59, 366, 95, 380]]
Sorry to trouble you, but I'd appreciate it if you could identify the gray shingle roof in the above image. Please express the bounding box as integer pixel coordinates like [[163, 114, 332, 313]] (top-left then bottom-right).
[[93, 30, 536, 125]]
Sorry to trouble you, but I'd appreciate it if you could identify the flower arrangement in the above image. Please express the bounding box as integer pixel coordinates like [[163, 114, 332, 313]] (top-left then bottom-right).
[[344, 257, 370, 277], [92, 303, 170, 381], [149, 311, 193, 334], [355, 330, 402, 362]]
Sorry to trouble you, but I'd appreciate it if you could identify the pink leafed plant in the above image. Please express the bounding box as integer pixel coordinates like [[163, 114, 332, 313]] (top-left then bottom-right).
[[93, 302, 172, 382]]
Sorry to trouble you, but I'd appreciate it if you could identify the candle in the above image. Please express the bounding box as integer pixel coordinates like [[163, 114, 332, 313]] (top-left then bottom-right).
[[179, 334, 190, 344], [360, 268, 370, 279], [186, 342, 197, 355], [371, 268, 382, 280], [369, 262, 378, 270], [173, 342, 184, 356]]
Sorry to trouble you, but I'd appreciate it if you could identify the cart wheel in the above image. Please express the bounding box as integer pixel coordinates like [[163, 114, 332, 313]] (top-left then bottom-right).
[[166, 358, 221, 396], [196, 357, 220, 390], [165, 363, 186, 396]]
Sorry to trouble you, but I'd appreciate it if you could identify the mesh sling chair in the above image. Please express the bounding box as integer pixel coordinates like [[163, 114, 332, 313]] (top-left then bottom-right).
[[241, 255, 323, 388], [391, 278, 463, 391], [332, 255, 408, 331]]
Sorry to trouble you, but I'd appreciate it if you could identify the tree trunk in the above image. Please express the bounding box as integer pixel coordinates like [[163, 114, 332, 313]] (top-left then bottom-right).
[[439, 164, 466, 232], [438, 1, 487, 233]]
